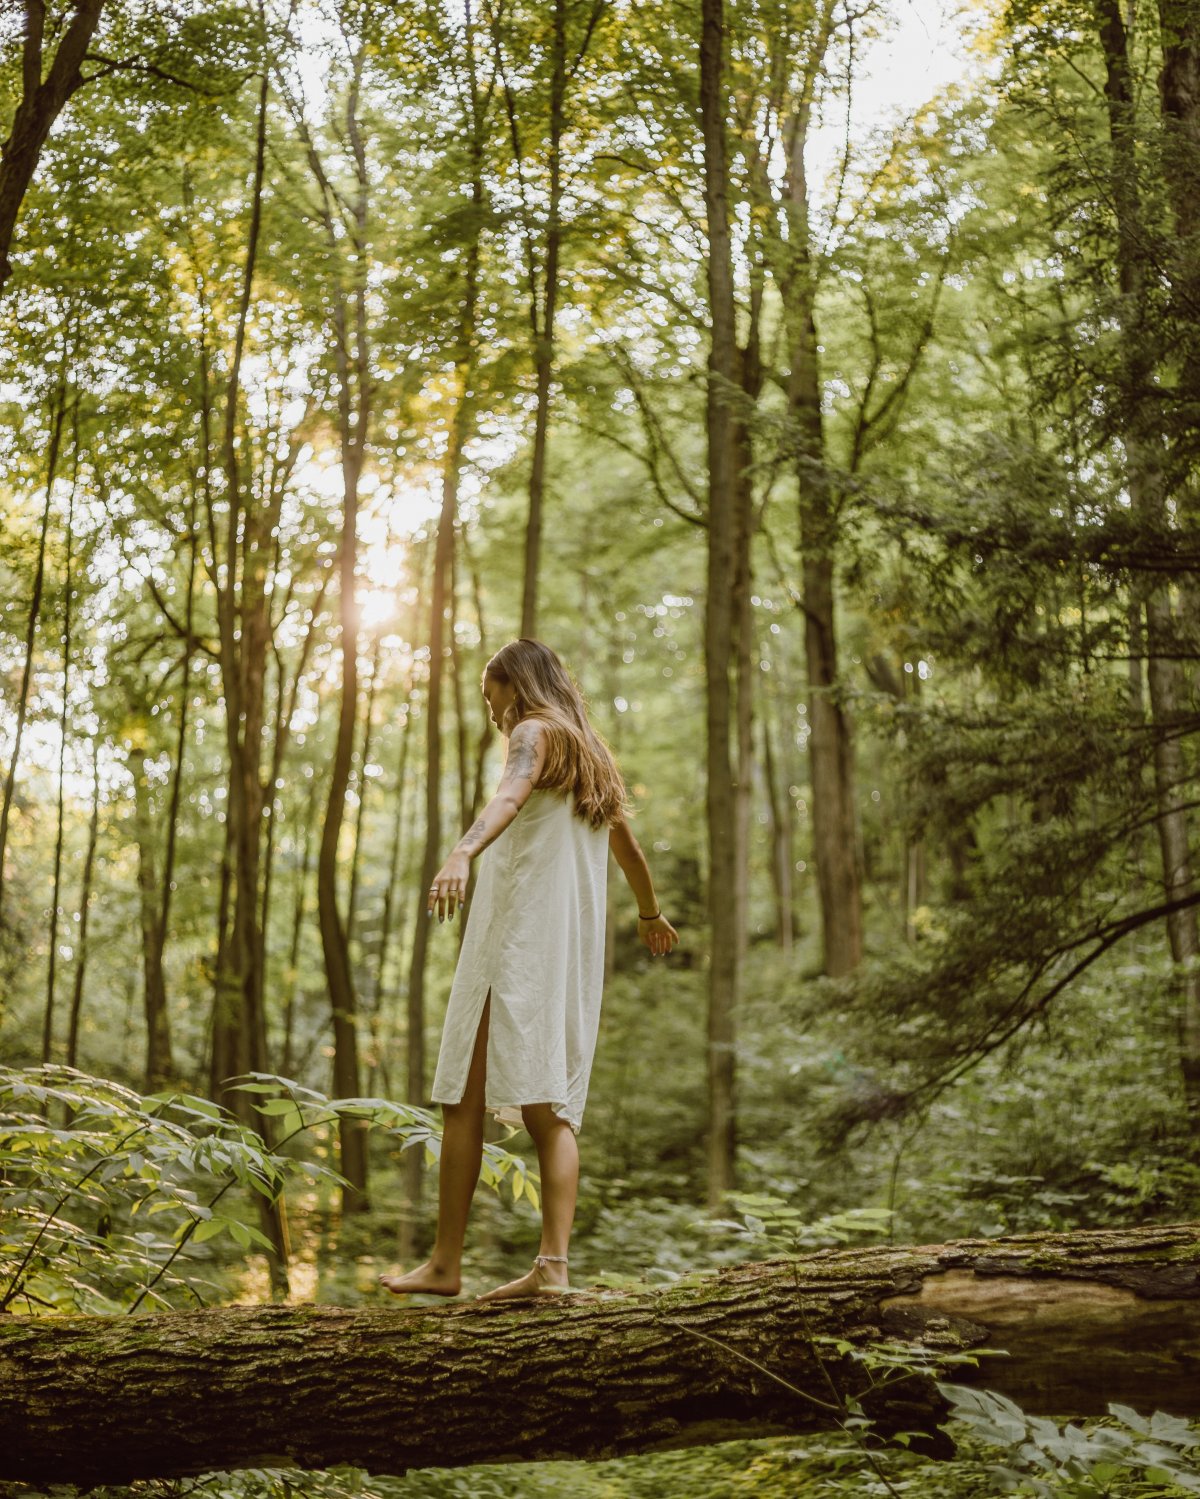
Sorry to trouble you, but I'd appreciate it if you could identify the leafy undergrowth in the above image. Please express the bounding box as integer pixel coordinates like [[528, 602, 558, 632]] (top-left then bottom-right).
[[7, 1414, 1200, 1499]]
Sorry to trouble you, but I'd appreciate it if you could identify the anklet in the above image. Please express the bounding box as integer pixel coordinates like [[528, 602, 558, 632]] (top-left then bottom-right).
[[534, 1254, 568, 1266]]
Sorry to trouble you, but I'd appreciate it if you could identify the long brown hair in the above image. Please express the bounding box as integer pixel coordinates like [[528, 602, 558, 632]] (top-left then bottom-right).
[[484, 639, 631, 830]]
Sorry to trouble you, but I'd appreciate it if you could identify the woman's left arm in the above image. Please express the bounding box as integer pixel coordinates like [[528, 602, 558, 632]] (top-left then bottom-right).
[[428, 720, 548, 922]]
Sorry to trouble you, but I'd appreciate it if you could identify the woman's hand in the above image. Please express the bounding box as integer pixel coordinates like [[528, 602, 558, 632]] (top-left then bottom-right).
[[638, 912, 679, 957], [429, 851, 471, 923]]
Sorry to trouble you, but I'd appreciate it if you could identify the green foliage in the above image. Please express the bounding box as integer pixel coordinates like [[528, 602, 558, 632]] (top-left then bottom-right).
[[940, 1385, 1200, 1496], [0, 1065, 332, 1313], [0, 1064, 536, 1314], [715, 1193, 896, 1254]]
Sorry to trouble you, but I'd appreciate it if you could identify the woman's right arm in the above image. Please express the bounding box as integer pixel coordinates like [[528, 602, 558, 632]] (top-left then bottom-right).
[[454, 719, 548, 860], [429, 720, 548, 922]]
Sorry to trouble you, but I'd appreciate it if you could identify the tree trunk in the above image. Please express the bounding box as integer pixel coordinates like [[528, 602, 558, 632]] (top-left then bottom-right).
[[209, 63, 273, 1117], [1157, 0, 1200, 411], [731, 281, 763, 964], [760, 704, 793, 950], [699, 0, 739, 1210], [42, 402, 79, 1060], [519, 0, 567, 638], [307, 41, 374, 1213], [758, 4, 862, 977], [400, 39, 487, 1254], [156, 501, 196, 1018], [202, 59, 290, 1291], [0, 0, 107, 293], [281, 770, 319, 1080], [402, 390, 467, 1254], [4, 1225, 1199, 1485], [1096, 0, 1200, 1117], [1, 367, 67, 931], [133, 762, 174, 1091], [65, 735, 101, 1068], [347, 628, 384, 952], [370, 676, 416, 1097]]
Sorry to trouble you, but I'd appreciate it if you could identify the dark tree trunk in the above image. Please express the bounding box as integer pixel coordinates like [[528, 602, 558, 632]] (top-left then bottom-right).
[[699, 0, 740, 1210], [347, 628, 384, 952], [518, 0, 567, 638], [731, 276, 763, 964], [281, 769, 320, 1080], [4, 1226, 1199, 1486], [156, 498, 196, 1015], [1096, 0, 1200, 1116], [760, 704, 793, 950], [755, 4, 862, 977], [43, 401, 79, 1060], [133, 763, 174, 1091], [209, 65, 273, 1118], [368, 680, 413, 1099], [65, 735, 101, 1068], [0, 0, 107, 293], [203, 61, 290, 1291], [1157, 0, 1200, 409], [2, 367, 68, 933], [403, 383, 468, 1253], [399, 27, 487, 1255], [305, 42, 373, 1212]]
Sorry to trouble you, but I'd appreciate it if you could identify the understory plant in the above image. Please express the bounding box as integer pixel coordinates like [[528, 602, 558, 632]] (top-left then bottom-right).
[[0, 1064, 536, 1314]]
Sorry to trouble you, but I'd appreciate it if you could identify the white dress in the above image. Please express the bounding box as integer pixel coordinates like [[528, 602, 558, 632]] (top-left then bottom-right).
[[429, 786, 610, 1134]]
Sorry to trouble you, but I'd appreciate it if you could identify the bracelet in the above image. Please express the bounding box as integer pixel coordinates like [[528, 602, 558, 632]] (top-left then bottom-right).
[[638, 909, 661, 921]]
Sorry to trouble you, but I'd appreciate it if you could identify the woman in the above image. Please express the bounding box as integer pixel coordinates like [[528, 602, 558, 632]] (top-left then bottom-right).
[[379, 638, 679, 1302]]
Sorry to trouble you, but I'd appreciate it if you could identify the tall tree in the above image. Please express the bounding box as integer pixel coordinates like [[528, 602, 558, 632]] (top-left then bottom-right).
[[400, 0, 493, 1252], [288, 32, 376, 1211], [1, 344, 70, 933], [485, 0, 609, 636], [699, 0, 739, 1208], [1093, 0, 1200, 1116], [0, 0, 107, 294]]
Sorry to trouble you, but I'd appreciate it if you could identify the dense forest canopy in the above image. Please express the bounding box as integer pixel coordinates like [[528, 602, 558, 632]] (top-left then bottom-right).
[[2, 0, 1200, 1492]]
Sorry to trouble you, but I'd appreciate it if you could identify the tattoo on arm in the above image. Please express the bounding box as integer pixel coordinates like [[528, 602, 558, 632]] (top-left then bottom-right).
[[455, 727, 541, 858], [501, 729, 540, 787], [458, 816, 490, 854]]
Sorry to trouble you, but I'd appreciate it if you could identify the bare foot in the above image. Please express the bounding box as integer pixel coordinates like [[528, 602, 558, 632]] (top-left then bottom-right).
[[378, 1260, 461, 1297], [475, 1259, 571, 1302]]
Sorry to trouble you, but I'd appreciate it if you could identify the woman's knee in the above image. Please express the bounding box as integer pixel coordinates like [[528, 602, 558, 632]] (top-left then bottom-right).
[[442, 1096, 484, 1130], [520, 1101, 571, 1137]]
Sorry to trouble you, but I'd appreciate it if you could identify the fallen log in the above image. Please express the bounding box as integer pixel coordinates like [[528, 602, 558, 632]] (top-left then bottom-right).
[[2, 1224, 1198, 1484]]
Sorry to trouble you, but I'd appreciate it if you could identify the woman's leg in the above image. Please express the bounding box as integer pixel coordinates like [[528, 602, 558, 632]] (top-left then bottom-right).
[[475, 1102, 578, 1300], [379, 992, 490, 1296]]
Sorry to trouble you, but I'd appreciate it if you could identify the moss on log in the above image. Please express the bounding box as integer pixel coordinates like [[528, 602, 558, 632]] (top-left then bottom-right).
[[1, 1224, 1198, 1484]]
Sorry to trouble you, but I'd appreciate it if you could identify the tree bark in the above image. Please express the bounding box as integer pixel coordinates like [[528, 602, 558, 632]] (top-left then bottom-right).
[[209, 63, 274, 1119], [42, 398, 79, 1060], [760, 702, 794, 950], [699, 0, 740, 1210], [65, 734, 101, 1068], [133, 757, 175, 1091], [301, 38, 374, 1212], [402, 363, 469, 1252], [0, 0, 107, 293], [1096, 0, 1200, 1117], [752, 3, 863, 976], [3, 1225, 1200, 1485], [516, 0, 567, 638], [200, 54, 290, 1290], [347, 627, 384, 953], [399, 17, 487, 1255], [1156, 0, 1200, 411], [731, 266, 764, 964], [1, 364, 68, 932]]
